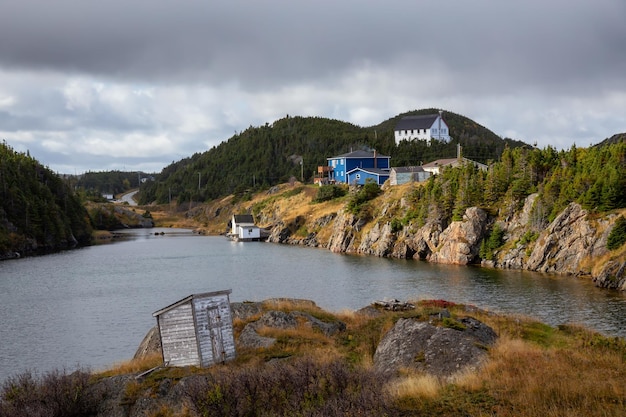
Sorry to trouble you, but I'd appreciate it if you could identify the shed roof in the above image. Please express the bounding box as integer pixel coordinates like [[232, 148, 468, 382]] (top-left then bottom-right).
[[329, 150, 390, 159], [233, 214, 254, 224], [153, 289, 232, 317], [347, 167, 390, 176], [395, 114, 441, 131], [391, 166, 426, 173]]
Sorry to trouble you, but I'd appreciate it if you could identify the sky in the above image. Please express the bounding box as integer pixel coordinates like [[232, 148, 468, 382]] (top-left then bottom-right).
[[1, 0, 625, 174]]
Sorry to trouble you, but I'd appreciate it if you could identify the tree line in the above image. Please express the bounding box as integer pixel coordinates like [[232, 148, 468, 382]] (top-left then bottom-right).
[[139, 110, 525, 205], [0, 141, 92, 255], [400, 141, 626, 233]]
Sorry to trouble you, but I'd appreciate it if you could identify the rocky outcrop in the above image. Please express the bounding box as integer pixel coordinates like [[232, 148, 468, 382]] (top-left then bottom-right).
[[237, 309, 346, 349], [525, 203, 598, 274], [373, 317, 497, 378], [358, 222, 395, 257], [259, 188, 623, 290], [326, 211, 359, 253], [428, 207, 487, 265], [594, 260, 626, 291], [133, 326, 161, 360]]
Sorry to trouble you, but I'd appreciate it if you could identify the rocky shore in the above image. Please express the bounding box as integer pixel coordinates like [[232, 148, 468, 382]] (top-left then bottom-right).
[[250, 190, 626, 291]]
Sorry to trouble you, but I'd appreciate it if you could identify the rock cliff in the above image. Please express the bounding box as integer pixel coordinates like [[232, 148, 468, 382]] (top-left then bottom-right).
[[256, 187, 625, 291]]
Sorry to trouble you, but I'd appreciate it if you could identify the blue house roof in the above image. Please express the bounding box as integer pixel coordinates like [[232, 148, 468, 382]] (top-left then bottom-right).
[[328, 150, 390, 160]]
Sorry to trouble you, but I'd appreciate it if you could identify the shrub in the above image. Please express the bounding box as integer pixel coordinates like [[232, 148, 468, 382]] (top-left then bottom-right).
[[184, 357, 393, 416], [607, 215, 626, 250], [313, 184, 346, 203], [0, 369, 103, 417], [346, 180, 381, 217], [390, 218, 403, 233], [479, 224, 505, 260]]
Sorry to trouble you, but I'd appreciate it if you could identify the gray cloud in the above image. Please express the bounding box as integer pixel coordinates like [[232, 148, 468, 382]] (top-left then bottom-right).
[[0, 0, 624, 173]]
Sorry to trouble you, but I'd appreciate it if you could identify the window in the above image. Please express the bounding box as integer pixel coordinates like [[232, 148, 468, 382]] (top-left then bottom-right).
[[356, 173, 361, 179]]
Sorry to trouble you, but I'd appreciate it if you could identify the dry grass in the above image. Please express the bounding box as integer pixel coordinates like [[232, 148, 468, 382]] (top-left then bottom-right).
[[387, 372, 443, 399], [459, 335, 626, 416], [98, 352, 164, 377]]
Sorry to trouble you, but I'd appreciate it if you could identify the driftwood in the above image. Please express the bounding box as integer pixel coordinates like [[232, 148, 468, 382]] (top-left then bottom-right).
[[373, 299, 415, 311]]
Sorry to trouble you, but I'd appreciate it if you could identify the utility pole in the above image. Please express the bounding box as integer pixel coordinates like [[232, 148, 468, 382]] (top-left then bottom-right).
[[300, 158, 304, 183]]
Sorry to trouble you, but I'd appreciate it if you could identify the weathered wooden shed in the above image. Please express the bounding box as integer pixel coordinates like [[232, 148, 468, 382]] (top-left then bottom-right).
[[153, 289, 236, 367]]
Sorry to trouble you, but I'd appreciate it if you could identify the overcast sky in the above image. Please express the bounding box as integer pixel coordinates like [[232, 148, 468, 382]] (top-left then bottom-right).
[[1, 0, 625, 174]]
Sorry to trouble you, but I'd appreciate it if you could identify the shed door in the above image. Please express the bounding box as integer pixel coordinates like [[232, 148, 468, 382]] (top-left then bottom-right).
[[206, 307, 225, 364]]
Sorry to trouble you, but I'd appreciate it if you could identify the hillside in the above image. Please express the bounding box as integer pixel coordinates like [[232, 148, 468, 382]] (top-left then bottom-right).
[[138, 109, 528, 205], [180, 140, 626, 291], [0, 142, 93, 258]]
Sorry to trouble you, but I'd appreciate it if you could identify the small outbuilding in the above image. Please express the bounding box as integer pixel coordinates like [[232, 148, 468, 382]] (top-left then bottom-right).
[[389, 166, 431, 185], [229, 214, 262, 241], [153, 289, 236, 367]]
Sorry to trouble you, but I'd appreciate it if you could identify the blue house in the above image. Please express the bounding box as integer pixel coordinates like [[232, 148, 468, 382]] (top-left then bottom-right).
[[346, 167, 390, 186], [327, 150, 390, 184]]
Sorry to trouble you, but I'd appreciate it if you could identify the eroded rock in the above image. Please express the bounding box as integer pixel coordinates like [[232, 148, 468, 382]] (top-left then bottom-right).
[[373, 317, 497, 378]]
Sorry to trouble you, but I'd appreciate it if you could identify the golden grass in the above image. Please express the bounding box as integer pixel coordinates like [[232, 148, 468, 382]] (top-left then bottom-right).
[[387, 372, 443, 399], [461, 335, 626, 417], [98, 352, 163, 377]]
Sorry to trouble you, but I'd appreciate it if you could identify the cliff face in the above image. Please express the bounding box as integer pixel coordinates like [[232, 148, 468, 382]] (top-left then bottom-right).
[[255, 187, 625, 291]]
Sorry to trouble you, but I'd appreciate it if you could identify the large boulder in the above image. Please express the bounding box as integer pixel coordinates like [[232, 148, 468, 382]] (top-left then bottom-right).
[[134, 325, 161, 360], [373, 317, 497, 378]]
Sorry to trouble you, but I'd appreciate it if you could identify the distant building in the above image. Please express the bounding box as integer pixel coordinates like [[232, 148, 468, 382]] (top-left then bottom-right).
[[422, 144, 488, 175], [229, 214, 261, 241], [153, 290, 236, 367], [394, 111, 451, 145], [389, 166, 431, 185], [326, 150, 390, 185]]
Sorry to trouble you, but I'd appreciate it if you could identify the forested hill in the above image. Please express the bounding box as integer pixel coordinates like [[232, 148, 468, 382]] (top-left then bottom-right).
[[139, 109, 527, 204], [0, 142, 92, 258]]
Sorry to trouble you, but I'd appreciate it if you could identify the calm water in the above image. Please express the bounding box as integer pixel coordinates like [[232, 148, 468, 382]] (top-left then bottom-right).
[[1, 228, 625, 381]]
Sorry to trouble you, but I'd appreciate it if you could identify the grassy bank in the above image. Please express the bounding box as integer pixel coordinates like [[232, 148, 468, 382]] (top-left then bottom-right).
[[2, 300, 624, 416]]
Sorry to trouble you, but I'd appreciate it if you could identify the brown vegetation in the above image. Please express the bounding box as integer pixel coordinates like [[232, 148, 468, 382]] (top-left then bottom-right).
[[4, 301, 622, 416]]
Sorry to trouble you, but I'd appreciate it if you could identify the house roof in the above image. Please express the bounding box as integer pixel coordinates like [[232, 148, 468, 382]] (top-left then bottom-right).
[[391, 166, 426, 173], [346, 167, 390, 176], [329, 150, 390, 159], [395, 114, 441, 131], [153, 289, 232, 317], [423, 158, 459, 168], [423, 158, 488, 170], [233, 214, 254, 224]]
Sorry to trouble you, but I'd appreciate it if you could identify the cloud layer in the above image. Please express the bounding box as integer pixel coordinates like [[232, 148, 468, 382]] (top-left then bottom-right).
[[1, 0, 625, 173]]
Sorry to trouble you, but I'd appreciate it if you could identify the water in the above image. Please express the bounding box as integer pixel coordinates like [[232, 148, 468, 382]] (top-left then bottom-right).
[[1, 228, 625, 381]]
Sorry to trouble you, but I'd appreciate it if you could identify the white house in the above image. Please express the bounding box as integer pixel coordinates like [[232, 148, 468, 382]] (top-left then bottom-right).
[[229, 214, 261, 241], [394, 111, 451, 145]]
